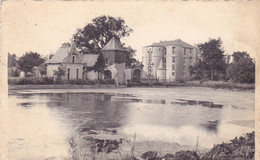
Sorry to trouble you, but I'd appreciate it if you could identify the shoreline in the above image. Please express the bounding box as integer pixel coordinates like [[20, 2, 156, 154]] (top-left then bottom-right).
[[8, 83, 255, 92]]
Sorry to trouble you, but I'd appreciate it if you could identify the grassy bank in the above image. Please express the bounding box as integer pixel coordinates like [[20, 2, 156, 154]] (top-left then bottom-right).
[[185, 80, 255, 91], [8, 84, 126, 90], [8, 77, 254, 91], [128, 80, 255, 91]]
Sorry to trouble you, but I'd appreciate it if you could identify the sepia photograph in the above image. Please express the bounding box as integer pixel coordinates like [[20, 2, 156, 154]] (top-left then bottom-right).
[[0, 1, 259, 160]]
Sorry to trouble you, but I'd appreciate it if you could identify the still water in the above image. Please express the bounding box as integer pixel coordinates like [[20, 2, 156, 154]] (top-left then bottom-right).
[[7, 87, 254, 160]]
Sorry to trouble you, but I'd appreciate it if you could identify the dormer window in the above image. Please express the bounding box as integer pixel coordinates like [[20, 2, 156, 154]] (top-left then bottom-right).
[[72, 56, 75, 63]]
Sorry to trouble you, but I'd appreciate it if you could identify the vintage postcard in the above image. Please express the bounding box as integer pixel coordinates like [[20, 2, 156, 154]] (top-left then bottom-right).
[[0, 1, 259, 160]]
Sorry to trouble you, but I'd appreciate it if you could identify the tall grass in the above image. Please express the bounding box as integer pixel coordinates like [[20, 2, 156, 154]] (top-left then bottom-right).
[[67, 131, 254, 160]]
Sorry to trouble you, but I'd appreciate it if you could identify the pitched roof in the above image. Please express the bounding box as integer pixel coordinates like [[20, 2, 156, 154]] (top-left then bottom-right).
[[101, 37, 126, 51], [48, 44, 71, 64], [153, 39, 195, 48]]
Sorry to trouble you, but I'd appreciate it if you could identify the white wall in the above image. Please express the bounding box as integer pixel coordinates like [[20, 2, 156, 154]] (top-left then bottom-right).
[[47, 64, 61, 77]]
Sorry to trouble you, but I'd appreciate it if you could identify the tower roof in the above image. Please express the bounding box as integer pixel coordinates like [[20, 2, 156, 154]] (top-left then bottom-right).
[[157, 57, 166, 70], [101, 37, 126, 51]]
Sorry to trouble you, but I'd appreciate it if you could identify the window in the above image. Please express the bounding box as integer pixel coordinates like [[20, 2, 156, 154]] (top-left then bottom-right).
[[163, 57, 166, 68], [172, 47, 175, 54], [172, 72, 175, 76], [183, 48, 186, 56], [67, 68, 70, 80], [72, 56, 75, 63], [105, 59, 109, 65], [76, 68, 79, 80], [172, 65, 175, 70], [172, 57, 175, 63]]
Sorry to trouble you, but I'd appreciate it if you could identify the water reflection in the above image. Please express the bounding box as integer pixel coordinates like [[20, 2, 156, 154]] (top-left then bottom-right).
[[38, 92, 226, 142], [18, 102, 32, 107], [8, 89, 254, 159], [14, 92, 245, 135], [46, 93, 130, 132]]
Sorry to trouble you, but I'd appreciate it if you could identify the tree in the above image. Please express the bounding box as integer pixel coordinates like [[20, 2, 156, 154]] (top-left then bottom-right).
[[8, 53, 19, 77], [8, 53, 17, 67], [53, 65, 66, 78], [17, 52, 45, 76], [38, 63, 47, 76], [93, 54, 105, 79], [227, 51, 255, 83], [49, 53, 54, 60], [125, 46, 137, 67], [191, 38, 227, 81], [73, 15, 133, 54]]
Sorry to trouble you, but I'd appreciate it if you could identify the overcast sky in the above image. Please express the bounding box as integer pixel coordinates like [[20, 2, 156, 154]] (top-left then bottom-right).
[[1, 1, 259, 61]]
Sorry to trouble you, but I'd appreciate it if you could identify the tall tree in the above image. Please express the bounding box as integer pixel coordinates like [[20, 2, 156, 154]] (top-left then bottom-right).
[[17, 52, 45, 76], [8, 53, 17, 67], [227, 51, 255, 83], [193, 38, 227, 80], [73, 15, 133, 54], [93, 54, 105, 79]]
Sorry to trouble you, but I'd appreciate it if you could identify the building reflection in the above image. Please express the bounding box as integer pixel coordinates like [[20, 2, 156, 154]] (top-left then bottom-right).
[[43, 92, 224, 135]]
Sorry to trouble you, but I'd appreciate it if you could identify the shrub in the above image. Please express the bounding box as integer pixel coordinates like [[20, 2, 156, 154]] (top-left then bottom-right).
[[98, 79, 115, 84], [8, 77, 55, 85], [201, 132, 255, 160]]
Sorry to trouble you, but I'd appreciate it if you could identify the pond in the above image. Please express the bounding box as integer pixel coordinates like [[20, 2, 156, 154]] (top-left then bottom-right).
[[7, 87, 254, 160]]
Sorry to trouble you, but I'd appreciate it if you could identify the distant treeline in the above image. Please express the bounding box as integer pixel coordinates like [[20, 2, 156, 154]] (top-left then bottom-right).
[[190, 38, 255, 84]]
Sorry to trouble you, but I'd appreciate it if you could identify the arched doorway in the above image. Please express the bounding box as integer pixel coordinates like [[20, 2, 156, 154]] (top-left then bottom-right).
[[133, 69, 141, 82], [104, 70, 112, 79]]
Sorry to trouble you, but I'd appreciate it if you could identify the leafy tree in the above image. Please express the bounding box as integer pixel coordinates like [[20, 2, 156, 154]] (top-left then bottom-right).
[[38, 63, 47, 76], [73, 15, 133, 54], [93, 54, 105, 79], [8, 53, 17, 67], [17, 52, 45, 76], [227, 51, 255, 83], [125, 46, 137, 67], [191, 38, 227, 81], [189, 60, 208, 80], [53, 65, 66, 78]]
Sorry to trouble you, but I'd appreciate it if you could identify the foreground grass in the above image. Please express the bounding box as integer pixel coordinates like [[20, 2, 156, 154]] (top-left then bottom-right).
[[67, 131, 254, 160]]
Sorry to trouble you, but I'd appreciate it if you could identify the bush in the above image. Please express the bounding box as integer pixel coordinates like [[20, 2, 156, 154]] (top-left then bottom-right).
[[185, 80, 254, 90], [8, 77, 55, 85], [201, 132, 254, 160], [98, 79, 115, 84]]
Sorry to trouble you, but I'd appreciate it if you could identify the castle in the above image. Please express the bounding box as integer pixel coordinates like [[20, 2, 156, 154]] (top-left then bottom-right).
[[142, 39, 199, 82], [47, 37, 142, 84], [47, 38, 199, 83]]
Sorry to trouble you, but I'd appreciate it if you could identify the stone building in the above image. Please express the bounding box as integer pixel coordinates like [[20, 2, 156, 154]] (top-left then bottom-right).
[[142, 39, 199, 82], [47, 42, 99, 80], [47, 37, 141, 84]]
